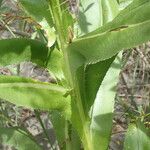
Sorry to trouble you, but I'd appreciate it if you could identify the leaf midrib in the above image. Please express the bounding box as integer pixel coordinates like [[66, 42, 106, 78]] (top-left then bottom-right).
[[0, 82, 66, 93]]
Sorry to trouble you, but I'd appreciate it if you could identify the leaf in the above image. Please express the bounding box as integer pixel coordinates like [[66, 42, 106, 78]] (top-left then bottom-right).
[[68, 19, 150, 64], [0, 75, 71, 117], [84, 56, 116, 112], [90, 53, 122, 150], [101, 0, 119, 24], [76, 0, 120, 112], [0, 127, 41, 150], [78, 0, 119, 35], [88, 0, 150, 35], [0, 0, 3, 6], [19, 0, 51, 25], [78, 0, 102, 35], [85, 2, 120, 149], [67, 1, 150, 148], [124, 121, 150, 150], [51, 111, 81, 150], [19, 0, 56, 47], [118, 0, 133, 10], [0, 38, 63, 80], [50, 111, 66, 148], [69, 1, 120, 148], [47, 49, 64, 80], [0, 38, 48, 67]]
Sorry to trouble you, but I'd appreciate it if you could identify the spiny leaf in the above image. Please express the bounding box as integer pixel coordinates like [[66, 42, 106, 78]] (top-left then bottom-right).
[[69, 0, 120, 146], [68, 19, 150, 64], [0, 75, 71, 117], [67, 1, 150, 147], [90, 53, 122, 150], [78, 0, 119, 112]]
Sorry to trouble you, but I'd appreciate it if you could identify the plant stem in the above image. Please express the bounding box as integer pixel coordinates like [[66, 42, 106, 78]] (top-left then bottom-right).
[[34, 110, 54, 150], [48, 1, 93, 149]]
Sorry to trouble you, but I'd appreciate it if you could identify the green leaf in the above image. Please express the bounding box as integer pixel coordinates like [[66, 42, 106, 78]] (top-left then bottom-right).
[[0, 38, 63, 81], [0, 38, 48, 67], [85, 56, 116, 112], [78, 0, 119, 35], [90, 53, 122, 150], [67, 1, 150, 149], [118, 0, 133, 10], [73, 0, 120, 113], [68, 1, 150, 110], [68, 2, 120, 148], [19, 0, 56, 47], [67, 1, 150, 82], [47, 49, 64, 80], [89, 0, 150, 35], [0, 127, 41, 150], [0, 0, 3, 6], [51, 111, 81, 150], [19, 0, 52, 26], [50, 111, 66, 148], [69, 19, 150, 64], [78, 0, 103, 35], [124, 121, 150, 150], [101, 0, 119, 24], [0, 75, 71, 117]]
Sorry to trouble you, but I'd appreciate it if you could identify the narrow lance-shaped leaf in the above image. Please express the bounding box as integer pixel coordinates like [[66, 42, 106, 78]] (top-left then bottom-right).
[[68, 19, 150, 64], [87, 0, 150, 35], [90, 53, 122, 150], [69, 0, 120, 147], [0, 127, 41, 150], [79, 0, 120, 112], [0, 75, 71, 117], [87, 2, 120, 149], [124, 121, 150, 150], [67, 1, 150, 148]]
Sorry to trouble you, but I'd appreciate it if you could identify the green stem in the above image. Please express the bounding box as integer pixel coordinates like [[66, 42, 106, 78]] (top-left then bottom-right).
[[34, 110, 54, 150], [48, 1, 93, 149]]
